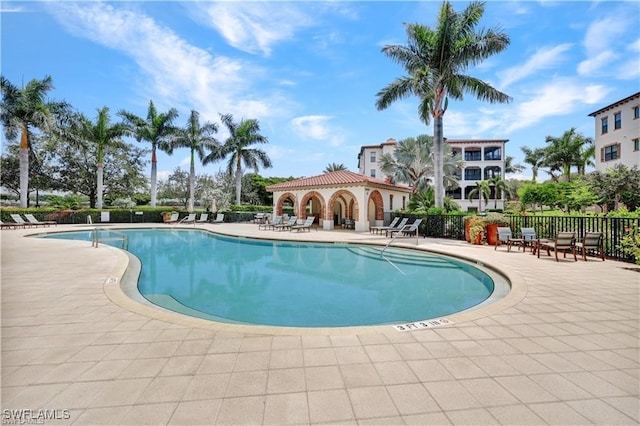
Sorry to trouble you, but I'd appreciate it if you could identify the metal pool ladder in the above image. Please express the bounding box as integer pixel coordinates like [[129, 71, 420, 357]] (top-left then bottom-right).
[[91, 227, 129, 249]]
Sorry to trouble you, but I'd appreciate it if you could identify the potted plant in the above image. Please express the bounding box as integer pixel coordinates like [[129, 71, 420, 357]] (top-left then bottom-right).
[[467, 216, 486, 245], [464, 214, 478, 242], [161, 211, 177, 223], [484, 212, 510, 246]]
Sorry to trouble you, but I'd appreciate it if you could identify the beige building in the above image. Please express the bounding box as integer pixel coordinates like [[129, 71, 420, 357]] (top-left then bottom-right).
[[266, 170, 412, 232], [588, 92, 640, 172], [357, 138, 508, 212]]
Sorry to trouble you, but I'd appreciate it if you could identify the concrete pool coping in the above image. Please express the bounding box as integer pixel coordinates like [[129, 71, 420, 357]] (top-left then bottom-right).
[[89, 225, 523, 336]]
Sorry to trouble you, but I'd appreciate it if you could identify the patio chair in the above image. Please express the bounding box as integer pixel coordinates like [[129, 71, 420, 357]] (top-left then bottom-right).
[[520, 227, 537, 252], [9, 214, 37, 228], [494, 227, 524, 252], [164, 213, 179, 224], [196, 213, 209, 223], [575, 231, 605, 261], [384, 217, 409, 237], [1, 220, 24, 230], [342, 218, 355, 229], [260, 216, 282, 230], [273, 216, 298, 231], [25, 213, 57, 227], [212, 213, 224, 224], [370, 217, 399, 235], [291, 216, 315, 232], [538, 231, 577, 262], [389, 218, 423, 238], [180, 213, 197, 224]]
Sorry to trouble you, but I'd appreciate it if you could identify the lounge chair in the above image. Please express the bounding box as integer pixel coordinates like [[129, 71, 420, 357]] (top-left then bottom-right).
[[273, 216, 297, 231], [494, 227, 524, 252], [212, 213, 224, 224], [370, 217, 400, 235], [384, 217, 409, 237], [388, 218, 422, 238], [180, 213, 197, 224], [538, 231, 577, 261], [342, 218, 355, 229], [196, 213, 209, 223], [291, 216, 315, 232], [1, 220, 24, 229], [520, 227, 537, 252], [260, 216, 281, 230], [164, 213, 179, 224], [576, 231, 605, 261], [25, 213, 57, 227], [9, 214, 37, 228]]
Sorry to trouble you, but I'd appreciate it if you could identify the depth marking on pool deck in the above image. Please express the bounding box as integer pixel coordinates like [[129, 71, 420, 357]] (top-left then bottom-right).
[[393, 317, 453, 331]]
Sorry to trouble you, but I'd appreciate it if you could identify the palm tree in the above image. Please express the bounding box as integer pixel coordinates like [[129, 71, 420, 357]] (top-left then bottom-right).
[[488, 175, 511, 209], [577, 138, 595, 176], [0, 75, 67, 207], [173, 110, 220, 212], [379, 134, 463, 194], [323, 163, 347, 173], [468, 180, 491, 212], [207, 114, 271, 205], [521, 146, 546, 183], [375, 1, 511, 208], [544, 127, 591, 182], [504, 155, 524, 175], [69, 107, 128, 209], [119, 100, 179, 207]]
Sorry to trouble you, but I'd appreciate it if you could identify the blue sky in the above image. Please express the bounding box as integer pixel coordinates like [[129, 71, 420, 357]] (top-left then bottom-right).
[[2, 1, 639, 182]]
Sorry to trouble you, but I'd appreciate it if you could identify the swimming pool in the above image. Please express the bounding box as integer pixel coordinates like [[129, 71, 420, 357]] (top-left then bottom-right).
[[44, 228, 500, 327]]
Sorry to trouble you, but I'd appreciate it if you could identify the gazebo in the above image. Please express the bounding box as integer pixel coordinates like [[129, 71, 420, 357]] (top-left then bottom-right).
[[266, 170, 413, 232]]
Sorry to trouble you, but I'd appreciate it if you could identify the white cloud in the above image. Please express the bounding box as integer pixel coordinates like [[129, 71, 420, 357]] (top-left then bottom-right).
[[47, 2, 279, 122], [193, 2, 314, 56], [577, 51, 618, 76], [578, 14, 633, 76], [291, 115, 345, 147], [498, 43, 573, 88], [505, 80, 610, 132]]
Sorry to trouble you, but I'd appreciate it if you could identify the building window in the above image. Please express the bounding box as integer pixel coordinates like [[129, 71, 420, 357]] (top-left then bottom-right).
[[446, 188, 462, 199], [601, 117, 608, 134], [634, 106, 639, 119], [484, 147, 501, 160], [370, 169, 376, 178], [633, 138, 639, 151], [389, 194, 393, 211], [602, 144, 619, 161], [370, 152, 376, 162], [614, 112, 622, 129], [464, 167, 481, 181], [484, 166, 501, 180], [464, 149, 481, 161]]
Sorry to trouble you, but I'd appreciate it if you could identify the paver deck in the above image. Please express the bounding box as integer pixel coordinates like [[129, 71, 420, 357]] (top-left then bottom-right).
[[1, 223, 638, 425]]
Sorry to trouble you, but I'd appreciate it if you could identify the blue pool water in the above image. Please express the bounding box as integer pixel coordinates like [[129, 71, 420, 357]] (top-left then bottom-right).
[[43, 228, 495, 327]]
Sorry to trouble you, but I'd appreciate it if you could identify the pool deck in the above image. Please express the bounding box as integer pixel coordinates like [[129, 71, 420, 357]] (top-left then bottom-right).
[[1, 223, 638, 425]]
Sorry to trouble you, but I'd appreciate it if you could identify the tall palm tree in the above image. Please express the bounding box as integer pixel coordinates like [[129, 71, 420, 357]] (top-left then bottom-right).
[[577, 138, 595, 176], [323, 163, 347, 173], [544, 127, 591, 182], [0, 75, 67, 207], [521, 146, 546, 183], [119, 100, 179, 207], [173, 110, 220, 212], [488, 175, 511, 209], [206, 114, 271, 205], [504, 155, 524, 175], [468, 180, 491, 212], [375, 1, 511, 208], [379, 134, 463, 194], [69, 107, 128, 209]]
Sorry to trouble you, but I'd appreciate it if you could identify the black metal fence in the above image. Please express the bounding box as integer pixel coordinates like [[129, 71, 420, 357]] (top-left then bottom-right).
[[394, 213, 639, 263]]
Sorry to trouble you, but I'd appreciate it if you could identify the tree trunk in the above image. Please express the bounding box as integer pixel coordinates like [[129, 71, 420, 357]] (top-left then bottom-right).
[[235, 166, 242, 206], [433, 115, 445, 208], [188, 154, 195, 212], [19, 126, 29, 208], [150, 145, 157, 208], [97, 162, 104, 209]]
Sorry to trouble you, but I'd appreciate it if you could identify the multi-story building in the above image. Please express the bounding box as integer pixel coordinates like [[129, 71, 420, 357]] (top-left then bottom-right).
[[358, 138, 508, 212], [588, 92, 640, 172]]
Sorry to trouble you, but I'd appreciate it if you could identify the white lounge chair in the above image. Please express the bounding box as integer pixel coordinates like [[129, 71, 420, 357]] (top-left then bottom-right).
[[273, 216, 297, 231], [24, 213, 57, 227], [370, 217, 399, 234], [196, 213, 208, 223], [181, 213, 197, 224], [388, 218, 422, 238], [10, 214, 37, 228], [164, 213, 179, 224], [291, 216, 315, 232], [212, 213, 224, 224], [260, 216, 281, 230], [384, 217, 409, 237], [1, 220, 24, 229]]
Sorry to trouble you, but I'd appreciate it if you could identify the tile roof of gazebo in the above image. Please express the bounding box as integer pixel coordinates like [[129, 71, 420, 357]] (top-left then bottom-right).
[[266, 170, 412, 192]]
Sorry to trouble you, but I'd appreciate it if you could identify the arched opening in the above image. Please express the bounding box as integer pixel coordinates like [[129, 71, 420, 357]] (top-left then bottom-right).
[[299, 191, 326, 223], [275, 193, 297, 217], [327, 190, 359, 230], [367, 189, 384, 226]]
